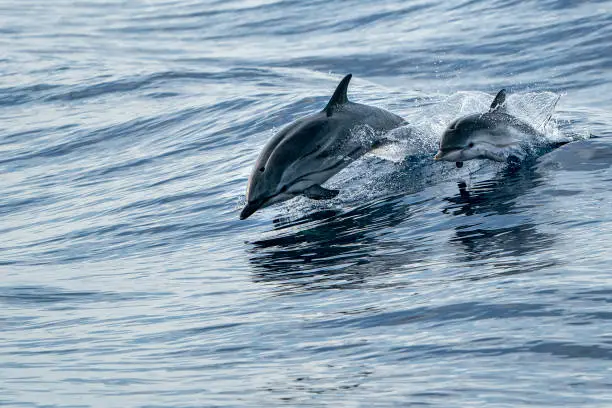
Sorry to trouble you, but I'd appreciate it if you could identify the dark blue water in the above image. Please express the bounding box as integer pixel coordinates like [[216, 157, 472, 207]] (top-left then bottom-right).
[[2, 1, 612, 406]]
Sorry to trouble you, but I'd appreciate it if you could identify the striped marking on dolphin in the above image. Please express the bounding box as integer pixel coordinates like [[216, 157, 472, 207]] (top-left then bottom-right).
[[434, 89, 562, 168], [240, 74, 406, 220]]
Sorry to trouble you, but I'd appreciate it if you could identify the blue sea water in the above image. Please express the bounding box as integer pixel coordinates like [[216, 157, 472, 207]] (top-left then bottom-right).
[[2, 0, 612, 406]]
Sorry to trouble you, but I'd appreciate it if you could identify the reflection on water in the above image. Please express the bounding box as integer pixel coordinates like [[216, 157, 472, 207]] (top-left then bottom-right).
[[445, 161, 559, 281], [249, 193, 419, 290], [249, 156, 563, 289]]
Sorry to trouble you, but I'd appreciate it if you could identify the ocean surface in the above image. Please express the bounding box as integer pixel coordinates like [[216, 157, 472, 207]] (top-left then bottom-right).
[[2, 1, 612, 407]]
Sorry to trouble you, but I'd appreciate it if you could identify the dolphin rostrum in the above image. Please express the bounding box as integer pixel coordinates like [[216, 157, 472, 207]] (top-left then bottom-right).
[[240, 74, 406, 220], [434, 89, 556, 168]]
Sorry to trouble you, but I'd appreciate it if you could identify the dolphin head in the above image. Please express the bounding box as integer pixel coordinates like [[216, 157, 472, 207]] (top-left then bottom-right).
[[240, 119, 320, 220], [435, 115, 488, 162], [240, 139, 296, 220], [434, 114, 514, 163]]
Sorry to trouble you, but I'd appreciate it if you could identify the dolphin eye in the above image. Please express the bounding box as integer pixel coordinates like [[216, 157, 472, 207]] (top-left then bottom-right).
[[280, 185, 288, 192], [259, 167, 265, 172], [468, 142, 474, 148]]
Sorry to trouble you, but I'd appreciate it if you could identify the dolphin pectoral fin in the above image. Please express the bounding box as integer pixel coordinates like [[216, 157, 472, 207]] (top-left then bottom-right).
[[323, 74, 352, 117], [489, 89, 508, 113], [303, 185, 339, 200]]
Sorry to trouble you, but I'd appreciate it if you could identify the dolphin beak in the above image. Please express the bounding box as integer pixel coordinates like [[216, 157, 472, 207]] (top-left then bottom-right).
[[434, 150, 443, 160], [240, 201, 261, 220]]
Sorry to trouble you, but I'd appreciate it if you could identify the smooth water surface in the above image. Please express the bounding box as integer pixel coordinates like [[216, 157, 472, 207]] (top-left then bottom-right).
[[1, 1, 612, 406]]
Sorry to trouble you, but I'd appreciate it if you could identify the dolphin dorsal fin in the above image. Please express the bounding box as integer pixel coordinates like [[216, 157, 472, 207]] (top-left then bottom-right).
[[323, 74, 352, 117], [489, 89, 507, 113]]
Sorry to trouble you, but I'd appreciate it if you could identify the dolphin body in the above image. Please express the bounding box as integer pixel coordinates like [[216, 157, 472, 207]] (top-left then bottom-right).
[[240, 74, 406, 220], [434, 89, 558, 168]]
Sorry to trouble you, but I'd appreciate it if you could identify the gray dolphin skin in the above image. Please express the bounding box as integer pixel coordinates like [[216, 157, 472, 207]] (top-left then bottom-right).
[[434, 89, 546, 168], [240, 74, 406, 220]]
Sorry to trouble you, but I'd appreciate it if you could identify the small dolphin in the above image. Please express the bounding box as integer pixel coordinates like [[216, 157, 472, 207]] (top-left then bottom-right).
[[434, 89, 553, 168], [240, 74, 406, 220]]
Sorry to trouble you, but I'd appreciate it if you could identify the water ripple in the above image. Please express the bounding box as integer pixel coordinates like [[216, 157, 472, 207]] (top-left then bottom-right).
[[2, 0, 612, 406]]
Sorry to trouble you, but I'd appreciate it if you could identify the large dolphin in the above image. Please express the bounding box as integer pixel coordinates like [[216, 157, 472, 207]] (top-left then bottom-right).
[[240, 74, 406, 220], [434, 89, 558, 168]]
